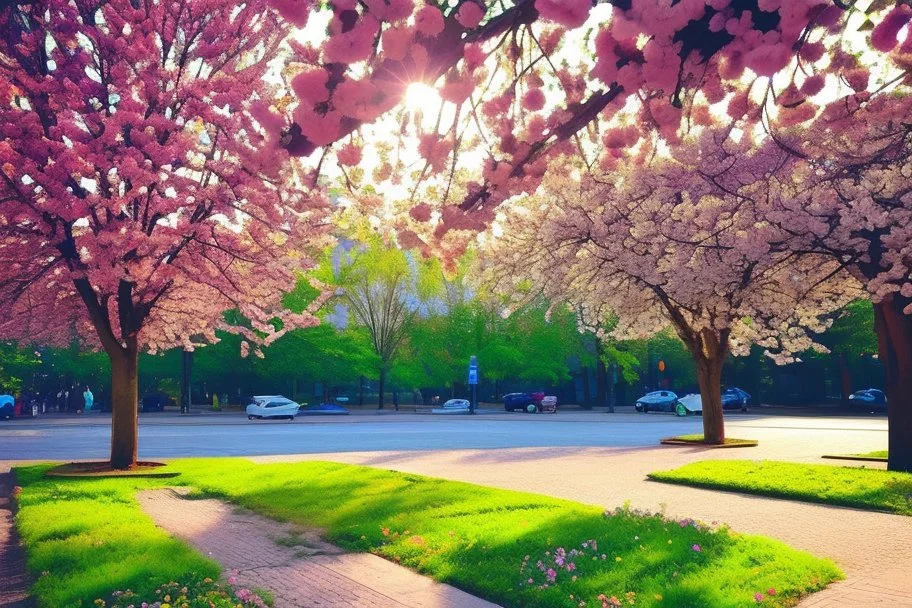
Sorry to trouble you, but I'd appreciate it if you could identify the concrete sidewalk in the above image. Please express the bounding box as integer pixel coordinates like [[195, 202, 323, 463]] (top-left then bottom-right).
[[138, 488, 499, 608]]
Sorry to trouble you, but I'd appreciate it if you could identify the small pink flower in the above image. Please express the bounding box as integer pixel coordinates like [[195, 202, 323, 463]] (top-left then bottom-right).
[[767, 588, 777, 596], [754, 592, 765, 602], [691, 544, 701, 552]]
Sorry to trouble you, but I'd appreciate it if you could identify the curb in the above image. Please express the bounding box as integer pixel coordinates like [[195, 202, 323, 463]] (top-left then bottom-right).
[[821, 454, 888, 463]]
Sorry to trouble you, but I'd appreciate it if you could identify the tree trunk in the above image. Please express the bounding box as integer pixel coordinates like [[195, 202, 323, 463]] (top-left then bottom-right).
[[359, 375, 365, 406], [181, 349, 192, 414], [595, 343, 607, 408], [689, 328, 729, 445], [109, 340, 139, 469], [378, 368, 386, 409], [581, 366, 592, 409], [836, 351, 852, 402], [874, 296, 912, 473]]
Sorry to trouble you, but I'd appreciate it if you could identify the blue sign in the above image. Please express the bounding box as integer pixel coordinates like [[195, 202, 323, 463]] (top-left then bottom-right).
[[468, 355, 478, 385]]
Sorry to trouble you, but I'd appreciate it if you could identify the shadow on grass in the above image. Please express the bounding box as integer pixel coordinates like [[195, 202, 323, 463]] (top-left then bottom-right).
[[14, 458, 842, 608]]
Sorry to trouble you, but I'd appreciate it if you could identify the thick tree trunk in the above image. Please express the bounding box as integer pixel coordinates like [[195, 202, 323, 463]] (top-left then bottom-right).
[[109, 340, 139, 469], [695, 354, 726, 444], [688, 328, 729, 445], [874, 296, 912, 473], [837, 351, 852, 402], [378, 368, 386, 409]]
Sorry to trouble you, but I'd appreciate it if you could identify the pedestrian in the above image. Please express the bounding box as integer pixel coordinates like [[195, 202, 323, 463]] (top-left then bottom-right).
[[393, 391, 399, 412], [83, 385, 94, 413]]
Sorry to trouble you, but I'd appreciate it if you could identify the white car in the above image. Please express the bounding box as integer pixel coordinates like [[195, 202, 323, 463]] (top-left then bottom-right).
[[246, 395, 300, 420], [674, 394, 703, 417], [432, 398, 470, 414]]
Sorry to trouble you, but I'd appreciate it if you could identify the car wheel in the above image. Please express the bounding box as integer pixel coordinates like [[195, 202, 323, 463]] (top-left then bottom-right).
[[288, 416, 295, 421], [675, 403, 688, 417], [642, 404, 649, 413], [248, 415, 255, 420]]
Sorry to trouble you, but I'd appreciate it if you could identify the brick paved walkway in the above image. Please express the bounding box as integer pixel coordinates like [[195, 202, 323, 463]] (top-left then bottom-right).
[[0, 470, 32, 608], [254, 447, 912, 608], [137, 488, 499, 608]]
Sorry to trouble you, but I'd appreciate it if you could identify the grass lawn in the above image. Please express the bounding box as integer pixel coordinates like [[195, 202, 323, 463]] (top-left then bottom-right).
[[649, 460, 912, 516], [15, 459, 842, 608], [852, 450, 888, 459]]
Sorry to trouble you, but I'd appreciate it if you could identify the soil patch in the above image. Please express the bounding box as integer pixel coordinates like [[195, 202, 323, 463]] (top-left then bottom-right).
[[46, 461, 176, 478], [660, 436, 758, 448]]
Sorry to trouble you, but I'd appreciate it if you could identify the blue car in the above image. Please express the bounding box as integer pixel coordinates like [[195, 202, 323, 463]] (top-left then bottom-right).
[[849, 389, 887, 410], [0, 394, 13, 420], [299, 403, 350, 416], [634, 391, 679, 413], [722, 387, 751, 411]]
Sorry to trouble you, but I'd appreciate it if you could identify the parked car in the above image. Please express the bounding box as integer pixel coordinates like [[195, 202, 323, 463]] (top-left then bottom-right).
[[246, 395, 300, 420], [849, 388, 887, 409], [722, 387, 751, 411], [674, 394, 703, 416], [299, 402, 350, 416], [634, 391, 679, 413], [140, 390, 175, 412], [0, 394, 13, 420], [503, 392, 545, 412], [433, 398, 470, 414]]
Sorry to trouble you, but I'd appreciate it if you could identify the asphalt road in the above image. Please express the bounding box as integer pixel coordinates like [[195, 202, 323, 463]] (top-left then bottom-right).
[[0, 409, 888, 461]]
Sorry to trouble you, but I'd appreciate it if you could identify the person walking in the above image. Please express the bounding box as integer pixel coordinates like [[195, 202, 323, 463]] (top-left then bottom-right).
[[82, 386, 94, 413]]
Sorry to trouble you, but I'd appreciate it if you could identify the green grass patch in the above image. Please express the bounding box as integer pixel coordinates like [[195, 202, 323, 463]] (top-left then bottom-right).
[[649, 460, 912, 516], [16, 459, 842, 608], [852, 450, 888, 459], [661, 435, 758, 447], [13, 466, 220, 607]]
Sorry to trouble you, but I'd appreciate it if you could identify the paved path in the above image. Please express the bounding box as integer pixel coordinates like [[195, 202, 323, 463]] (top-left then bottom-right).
[[0, 469, 32, 608], [253, 446, 912, 608], [137, 488, 498, 608]]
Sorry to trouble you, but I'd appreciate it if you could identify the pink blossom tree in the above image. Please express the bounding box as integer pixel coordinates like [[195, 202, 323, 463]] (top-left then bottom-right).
[[0, 0, 329, 468], [268, 0, 888, 229], [484, 136, 856, 443], [764, 91, 912, 471]]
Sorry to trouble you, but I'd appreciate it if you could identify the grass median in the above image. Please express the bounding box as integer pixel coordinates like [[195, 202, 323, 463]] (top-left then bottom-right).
[[15, 458, 842, 608], [649, 460, 912, 516]]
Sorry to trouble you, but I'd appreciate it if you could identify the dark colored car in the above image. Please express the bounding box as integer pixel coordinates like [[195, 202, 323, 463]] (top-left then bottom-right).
[[722, 387, 751, 411], [140, 390, 175, 412], [634, 391, 679, 413], [504, 392, 545, 412], [849, 388, 887, 409]]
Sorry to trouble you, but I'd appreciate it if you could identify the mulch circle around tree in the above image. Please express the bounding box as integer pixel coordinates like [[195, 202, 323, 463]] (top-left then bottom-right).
[[45, 462, 178, 478], [660, 437, 759, 448]]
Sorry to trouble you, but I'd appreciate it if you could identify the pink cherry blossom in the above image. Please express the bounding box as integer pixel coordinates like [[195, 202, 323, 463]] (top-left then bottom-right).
[[414, 5, 445, 37], [535, 0, 590, 29], [456, 2, 485, 29]]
